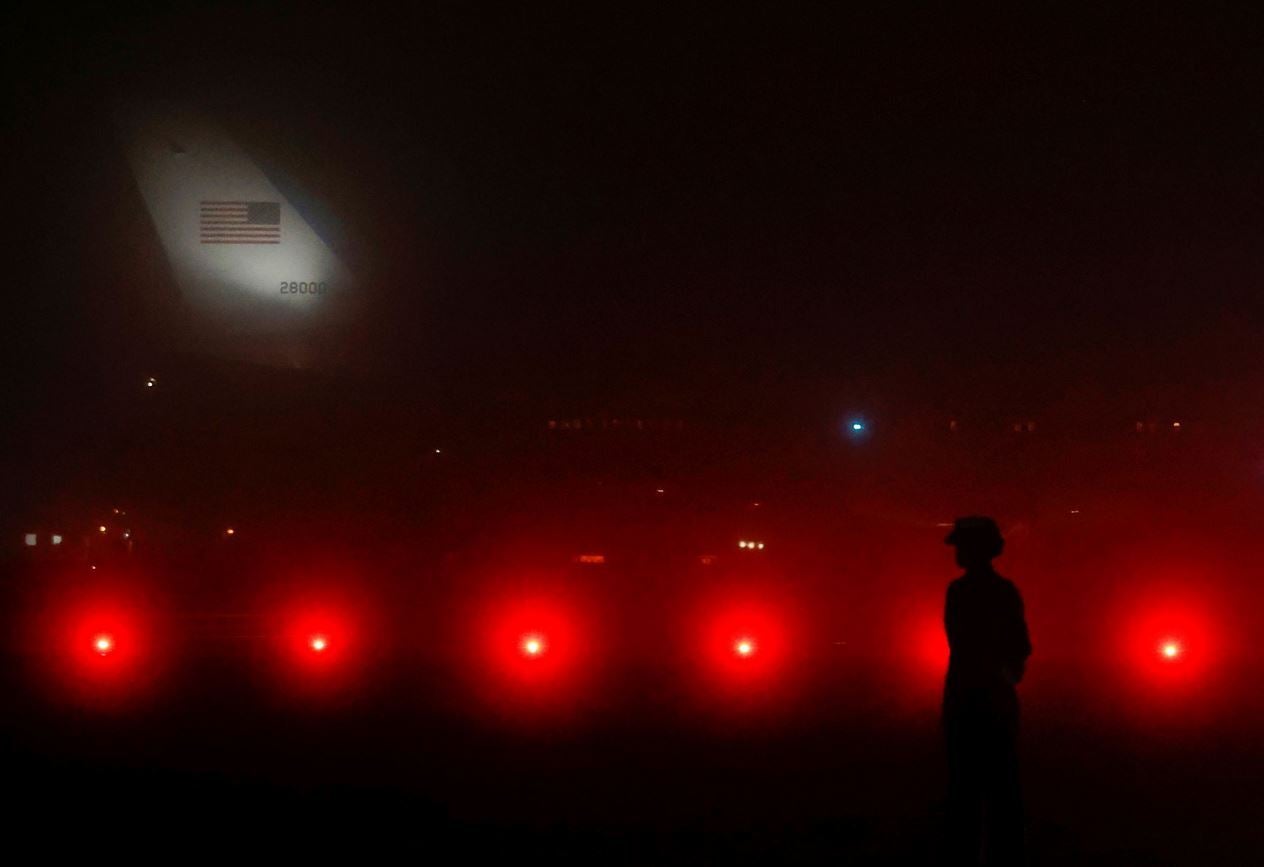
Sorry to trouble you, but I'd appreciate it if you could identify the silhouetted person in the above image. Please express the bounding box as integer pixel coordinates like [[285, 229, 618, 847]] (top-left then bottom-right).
[[942, 516, 1031, 866]]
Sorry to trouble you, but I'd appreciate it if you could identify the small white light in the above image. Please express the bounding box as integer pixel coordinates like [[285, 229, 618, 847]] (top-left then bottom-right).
[[145, 377, 157, 388], [94, 634, 114, 655], [757, 542, 765, 550], [309, 635, 328, 653], [735, 639, 755, 657], [24, 533, 37, 547], [51, 534, 62, 545], [98, 525, 107, 534], [521, 634, 545, 657]]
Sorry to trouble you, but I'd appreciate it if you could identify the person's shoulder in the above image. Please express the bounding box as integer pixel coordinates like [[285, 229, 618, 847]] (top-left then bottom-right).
[[994, 573, 1023, 598]]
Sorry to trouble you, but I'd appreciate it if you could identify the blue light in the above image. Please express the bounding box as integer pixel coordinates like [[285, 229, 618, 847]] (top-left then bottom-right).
[[841, 416, 869, 439]]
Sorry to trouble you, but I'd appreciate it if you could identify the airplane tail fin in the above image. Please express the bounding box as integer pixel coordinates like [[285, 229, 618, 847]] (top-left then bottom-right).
[[115, 102, 356, 369]]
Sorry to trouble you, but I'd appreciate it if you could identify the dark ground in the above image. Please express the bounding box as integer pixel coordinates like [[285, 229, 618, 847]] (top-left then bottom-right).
[[6, 648, 1262, 864]]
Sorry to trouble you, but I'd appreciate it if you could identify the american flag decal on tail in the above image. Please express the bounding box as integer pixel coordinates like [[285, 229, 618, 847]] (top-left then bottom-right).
[[199, 201, 281, 244]]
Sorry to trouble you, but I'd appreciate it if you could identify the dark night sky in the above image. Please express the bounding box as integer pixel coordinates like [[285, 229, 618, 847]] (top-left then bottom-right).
[[9, 4, 1264, 419]]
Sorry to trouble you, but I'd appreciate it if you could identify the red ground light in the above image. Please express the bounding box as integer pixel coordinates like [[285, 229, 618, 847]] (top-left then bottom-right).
[[872, 604, 952, 713], [482, 597, 585, 693], [276, 602, 362, 692], [70, 618, 136, 676], [909, 609, 951, 674], [519, 633, 547, 658], [698, 599, 791, 690], [1120, 599, 1218, 693], [255, 558, 380, 695], [43, 597, 159, 704]]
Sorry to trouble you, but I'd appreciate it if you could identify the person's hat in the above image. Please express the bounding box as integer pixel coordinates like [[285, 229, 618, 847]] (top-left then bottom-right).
[[944, 515, 1003, 547]]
